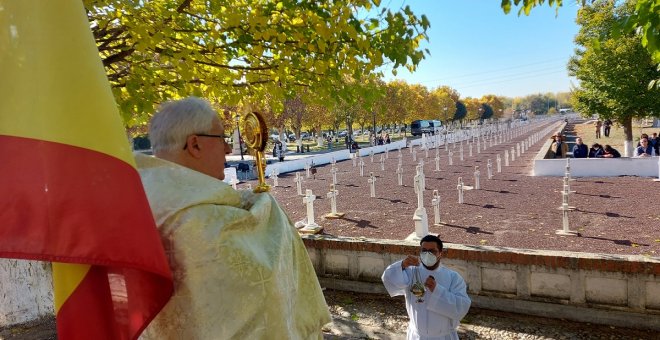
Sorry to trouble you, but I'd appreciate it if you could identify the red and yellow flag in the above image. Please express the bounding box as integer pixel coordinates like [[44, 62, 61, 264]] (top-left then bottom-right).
[[0, 1, 173, 339]]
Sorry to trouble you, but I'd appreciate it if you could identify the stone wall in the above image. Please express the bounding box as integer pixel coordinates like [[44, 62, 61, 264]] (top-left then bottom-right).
[[302, 235, 660, 331], [0, 259, 53, 326]]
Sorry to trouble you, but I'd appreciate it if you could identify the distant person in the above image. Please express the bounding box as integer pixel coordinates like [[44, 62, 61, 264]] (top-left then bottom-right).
[[275, 140, 285, 161], [649, 132, 658, 154], [549, 134, 567, 158], [589, 143, 604, 158], [603, 119, 612, 137], [595, 120, 602, 139], [385, 133, 391, 144], [634, 137, 656, 157], [381, 234, 471, 340], [636, 133, 649, 147], [351, 140, 360, 151], [572, 137, 589, 158], [602, 145, 621, 158]]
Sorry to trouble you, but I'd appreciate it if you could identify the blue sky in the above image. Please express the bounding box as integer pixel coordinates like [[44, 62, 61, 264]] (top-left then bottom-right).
[[379, 0, 580, 99]]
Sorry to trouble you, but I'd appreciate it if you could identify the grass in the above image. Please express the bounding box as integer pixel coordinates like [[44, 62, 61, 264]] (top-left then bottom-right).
[[572, 119, 659, 151]]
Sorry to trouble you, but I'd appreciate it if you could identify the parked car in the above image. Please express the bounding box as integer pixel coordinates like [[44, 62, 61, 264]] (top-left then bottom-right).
[[338, 130, 348, 138], [410, 120, 432, 136]]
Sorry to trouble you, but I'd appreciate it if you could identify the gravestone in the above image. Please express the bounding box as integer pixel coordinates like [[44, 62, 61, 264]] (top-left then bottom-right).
[[504, 150, 510, 166], [325, 184, 345, 218], [304, 163, 311, 178], [298, 189, 322, 234], [397, 163, 403, 186], [412, 149, 417, 162], [487, 160, 493, 179], [431, 190, 441, 225], [229, 175, 239, 190], [556, 182, 577, 236], [331, 166, 338, 185], [271, 170, 279, 187], [368, 172, 376, 198], [410, 170, 429, 240], [370, 150, 374, 163], [468, 143, 472, 157], [352, 154, 357, 167], [517, 142, 521, 157], [295, 172, 303, 196], [477, 139, 481, 154], [448, 150, 453, 166], [510, 146, 516, 162], [380, 155, 385, 171], [474, 166, 481, 190], [435, 156, 440, 172], [457, 177, 464, 204], [496, 154, 502, 173], [460, 144, 464, 161], [359, 158, 365, 177]]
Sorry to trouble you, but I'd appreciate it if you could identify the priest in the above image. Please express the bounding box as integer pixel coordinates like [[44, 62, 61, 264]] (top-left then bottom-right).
[[136, 97, 330, 339]]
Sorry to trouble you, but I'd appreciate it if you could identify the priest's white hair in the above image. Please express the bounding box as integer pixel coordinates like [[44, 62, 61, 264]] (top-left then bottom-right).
[[149, 97, 220, 153]]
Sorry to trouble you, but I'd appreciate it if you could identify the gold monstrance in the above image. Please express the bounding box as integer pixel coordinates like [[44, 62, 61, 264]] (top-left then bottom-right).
[[240, 111, 270, 193]]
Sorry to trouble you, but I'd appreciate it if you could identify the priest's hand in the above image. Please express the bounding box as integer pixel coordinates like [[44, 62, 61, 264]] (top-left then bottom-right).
[[401, 255, 420, 270], [425, 275, 436, 292]]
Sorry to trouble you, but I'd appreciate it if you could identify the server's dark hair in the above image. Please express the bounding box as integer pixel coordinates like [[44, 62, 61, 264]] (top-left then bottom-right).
[[420, 234, 443, 251]]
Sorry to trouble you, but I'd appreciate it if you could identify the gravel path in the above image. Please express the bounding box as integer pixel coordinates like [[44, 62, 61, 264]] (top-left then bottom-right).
[[322, 289, 656, 340]]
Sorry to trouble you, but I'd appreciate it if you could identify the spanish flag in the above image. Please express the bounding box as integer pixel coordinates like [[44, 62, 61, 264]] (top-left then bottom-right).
[[0, 1, 173, 339]]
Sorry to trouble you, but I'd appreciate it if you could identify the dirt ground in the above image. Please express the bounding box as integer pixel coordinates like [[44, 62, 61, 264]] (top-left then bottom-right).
[[254, 119, 659, 257]]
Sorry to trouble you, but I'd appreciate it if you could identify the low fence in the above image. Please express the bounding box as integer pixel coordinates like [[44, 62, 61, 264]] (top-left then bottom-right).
[[302, 235, 660, 331]]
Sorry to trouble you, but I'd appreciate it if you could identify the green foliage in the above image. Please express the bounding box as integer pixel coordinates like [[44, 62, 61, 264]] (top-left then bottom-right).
[[568, 1, 660, 141], [453, 101, 467, 121], [480, 103, 494, 120], [85, 0, 430, 126]]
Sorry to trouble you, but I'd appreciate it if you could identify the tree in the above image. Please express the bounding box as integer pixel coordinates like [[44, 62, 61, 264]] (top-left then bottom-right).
[[431, 87, 457, 123], [568, 1, 660, 156], [480, 103, 494, 120], [501, 0, 660, 74], [480, 94, 505, 119], [85, 0, 430, 126], [453, 101, 467, 122]]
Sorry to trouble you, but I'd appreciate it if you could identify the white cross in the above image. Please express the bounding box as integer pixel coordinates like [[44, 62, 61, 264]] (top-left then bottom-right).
[[496, 154, 502, 173], [412, 149, 417, 162], [468, 143, 472, 157], [302, 189, 317, 225], [327, 185, 339, 214], [304, 163, 311, 178], [435, 156, 440, 172], [229, 175, 239, 190], [270, 170, 279, 187], [359, 158, 365, 177], [504, 150, 510, 166], [448, 150, 453, 166], [380, 155, 385, 171], [457, 177, 464, 204], [487, 160, 493, 180], [474, 166, 481, 190], [432, 190, 441, 225], [368, 172, 376, 198], [510, 146, 516, 162], [396, 163, 403, 186], [414, 173, 424, 209], [370, 150, 374, 163], [295, 172, 303, 195], [331, 166, 338, 185]]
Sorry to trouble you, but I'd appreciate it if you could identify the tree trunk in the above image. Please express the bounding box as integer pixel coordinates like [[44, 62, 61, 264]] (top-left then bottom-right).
[[621, 116, 634, 157]]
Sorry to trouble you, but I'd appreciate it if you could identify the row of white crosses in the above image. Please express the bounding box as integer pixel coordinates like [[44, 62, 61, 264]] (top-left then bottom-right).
[[292, 117, 554, 236]]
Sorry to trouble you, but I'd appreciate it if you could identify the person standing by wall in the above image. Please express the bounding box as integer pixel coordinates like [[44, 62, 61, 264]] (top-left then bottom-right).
[[603, 119, 612, 137], [595, 120, 602, 139], [550, 134, 568, 158], [381, 234, 471, 340]]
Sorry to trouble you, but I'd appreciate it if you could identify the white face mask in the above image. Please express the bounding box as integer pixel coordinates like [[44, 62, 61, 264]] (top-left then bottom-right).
[[420, 251, 438, 267]]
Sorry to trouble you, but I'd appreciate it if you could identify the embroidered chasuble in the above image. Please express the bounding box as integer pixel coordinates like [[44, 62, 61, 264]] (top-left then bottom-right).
[[135, 154, 331, 339]]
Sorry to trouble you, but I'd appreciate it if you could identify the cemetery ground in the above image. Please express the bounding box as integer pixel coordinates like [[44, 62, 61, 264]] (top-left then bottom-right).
[[258, 122, 660, 257]]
